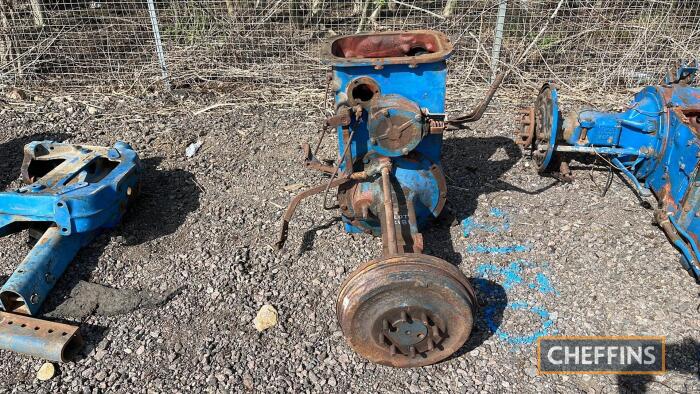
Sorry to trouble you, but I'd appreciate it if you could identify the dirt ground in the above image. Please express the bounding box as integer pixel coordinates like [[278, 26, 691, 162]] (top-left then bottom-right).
[[0, 83, 698, 393]]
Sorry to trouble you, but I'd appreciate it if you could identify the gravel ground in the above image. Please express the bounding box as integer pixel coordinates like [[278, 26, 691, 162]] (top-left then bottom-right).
[[0, 86, 698, 394]]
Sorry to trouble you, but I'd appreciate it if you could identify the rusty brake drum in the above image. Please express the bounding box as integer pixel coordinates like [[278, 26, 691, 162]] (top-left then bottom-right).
[[517, 83, 561, 172], [336, 253, 476, 367]]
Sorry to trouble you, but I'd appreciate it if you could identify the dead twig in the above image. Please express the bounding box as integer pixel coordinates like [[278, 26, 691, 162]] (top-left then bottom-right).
[[192, 102, 239, 116]]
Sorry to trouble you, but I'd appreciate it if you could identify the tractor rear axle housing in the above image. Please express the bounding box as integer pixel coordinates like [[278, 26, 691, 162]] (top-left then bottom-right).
[[518, 62, 700, 281], [277, 30, 503, 367]]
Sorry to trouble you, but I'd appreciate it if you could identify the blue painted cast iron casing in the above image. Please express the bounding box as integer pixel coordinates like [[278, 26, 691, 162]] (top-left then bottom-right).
[[331, 62, 448, 165], [321, 31, 453, 235], [531, 64, 700, 279], [0, 141, 140, 315]]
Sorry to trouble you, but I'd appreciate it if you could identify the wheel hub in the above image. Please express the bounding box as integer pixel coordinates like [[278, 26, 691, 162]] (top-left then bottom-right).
[[516, 84, 560, 172], [337, 253, 476, 367], [378, 308, 442, 358]]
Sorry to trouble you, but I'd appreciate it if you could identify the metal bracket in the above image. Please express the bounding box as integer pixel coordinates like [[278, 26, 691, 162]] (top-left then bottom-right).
[[0, 311, 82, 362]]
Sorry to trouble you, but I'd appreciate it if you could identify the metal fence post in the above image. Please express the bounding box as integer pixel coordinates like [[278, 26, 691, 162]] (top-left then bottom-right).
[[490, 0, 508, 82], [146, 0, 170, 90]]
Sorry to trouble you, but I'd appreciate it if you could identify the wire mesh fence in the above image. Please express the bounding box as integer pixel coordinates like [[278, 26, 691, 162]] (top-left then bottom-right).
[[1, 1, 699, 92]]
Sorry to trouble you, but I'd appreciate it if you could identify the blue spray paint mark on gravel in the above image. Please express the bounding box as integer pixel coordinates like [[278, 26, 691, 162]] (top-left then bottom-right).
[[476, 261, 523, 290], [466, 244, 530, 254], [535, 272, 557, 295], [476, 260, 559, 345], [477, 260, 556, 294], [462, 208, 511, 237], [485, 301, 555, 345]]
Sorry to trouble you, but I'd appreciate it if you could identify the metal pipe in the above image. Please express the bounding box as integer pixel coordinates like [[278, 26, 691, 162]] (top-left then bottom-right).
[[381, 161, 398, 256], [0, 227, 93, 316], [146, 0, 170, 90], [554, 145, 648, 157], [490, 0, 508, 82], [0, 311, 82, 362], [610, 157, 651, 197]]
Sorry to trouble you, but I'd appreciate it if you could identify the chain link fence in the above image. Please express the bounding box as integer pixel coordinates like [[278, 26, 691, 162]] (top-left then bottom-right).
[[1, 1, 699, 92]]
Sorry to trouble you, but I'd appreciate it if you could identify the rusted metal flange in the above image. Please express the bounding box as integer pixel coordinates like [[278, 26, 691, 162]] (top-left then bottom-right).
[[516, 107, 536, 148], [336, 253, 476, 367], [515, 84, 560, 172]]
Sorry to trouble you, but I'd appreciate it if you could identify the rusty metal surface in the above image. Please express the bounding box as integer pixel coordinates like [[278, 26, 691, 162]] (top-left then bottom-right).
[[320, 30, 454, 67], [368, 95, 425, 157], [336, 152, 447, 237], [379, 160, 398, 256], [0, 141, 140, 316], [446, 71, 506, 129], [346, 77, 382, 107], [336, 254, 476, 368], [0, 311, 81, 362], [275, 178, 354, 250], [516, 107, 535, 147]]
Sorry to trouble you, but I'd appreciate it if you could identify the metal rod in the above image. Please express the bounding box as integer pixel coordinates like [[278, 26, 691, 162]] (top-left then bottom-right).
[[146, 0, 170, 90], [610, 157, 651, 197], [554, 145, 647, 156], [381, 161, 398, 256], [490, 0, 508, 82]]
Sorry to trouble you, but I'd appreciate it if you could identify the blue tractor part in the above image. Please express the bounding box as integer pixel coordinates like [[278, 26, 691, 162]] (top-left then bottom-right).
[[517, 61, 700, 281], [0, 140, 140, 361], [277, 31, 503, 367]]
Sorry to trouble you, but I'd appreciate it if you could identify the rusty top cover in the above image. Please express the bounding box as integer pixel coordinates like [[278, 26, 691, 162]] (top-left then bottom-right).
[[320, 30, 454, 67]]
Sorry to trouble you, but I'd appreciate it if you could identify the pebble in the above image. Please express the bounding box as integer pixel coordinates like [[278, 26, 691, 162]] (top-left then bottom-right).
[[36, 363, 55, 381]]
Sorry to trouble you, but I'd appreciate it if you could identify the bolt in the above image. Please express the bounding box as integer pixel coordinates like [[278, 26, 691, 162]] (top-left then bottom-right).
[[401, 148, 409, 155], [414, 114, 422, 120], [370, 138, 377, 145]]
